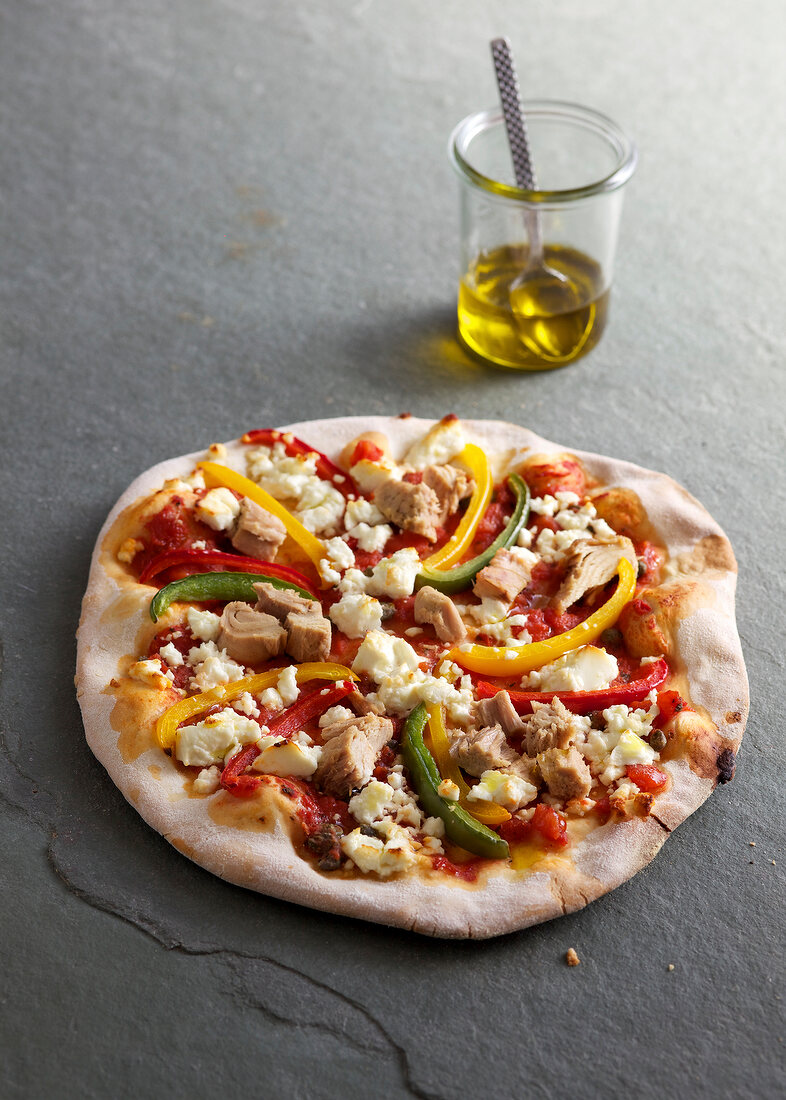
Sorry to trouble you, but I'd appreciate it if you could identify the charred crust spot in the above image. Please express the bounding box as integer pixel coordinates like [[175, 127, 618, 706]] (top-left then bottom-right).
[[716, 748, 736, 784], [726, 710, 742, 724]]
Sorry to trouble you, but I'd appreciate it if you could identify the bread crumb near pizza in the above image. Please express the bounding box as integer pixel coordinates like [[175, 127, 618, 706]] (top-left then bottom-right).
[[566, 948, 581, 967], [76, 415, 748, 938]]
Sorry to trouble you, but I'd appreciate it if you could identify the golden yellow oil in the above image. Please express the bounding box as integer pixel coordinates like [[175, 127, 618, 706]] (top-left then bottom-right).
[[457, 243, 609, 370]]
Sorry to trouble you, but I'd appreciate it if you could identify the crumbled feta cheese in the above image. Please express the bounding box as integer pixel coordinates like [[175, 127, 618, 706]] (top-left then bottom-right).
[[187, 607, 222, 642], [176, 709, 260, 767], [404, 626, 422, 636], [187, 641, 245, 691], [349, 457, 400, 494], [350, 522, 393, 554], [516, 527, 534, 549], [352, 631, 422, 681], [365, 548, 421, 599], [246, 443, 345, 535], [337, 568, 369, 595], [192, 766, 221, 795], [276, 665, 299, 707], [196, 488, 241, 532], [259, 688, 283, 711], [252, 736, 322, 779], [609, 731, 657, 768], [404, 420, 465, 469], [348, 780, 398, 824], [478, 613, 532, 646], [341, 823, 417, 877], [438, 779, 460, 801], [523, 645, 619, 693], [466, 598, 511, 627], [232, 691, 260, 717], [318, 558, 341, 586], [329, 592, 384, 637], [117, 537, 144, 564], [344, 498, 386, 529], [323, 536, 355, 572], [422, 816, 446, 837], [467, 770, 538, 812], [578, 699, 660, 784], [159, 642, 184, 668], [437, 660, 463, 683], [128, 658, 172, 690], [318, 705, 354, 728]]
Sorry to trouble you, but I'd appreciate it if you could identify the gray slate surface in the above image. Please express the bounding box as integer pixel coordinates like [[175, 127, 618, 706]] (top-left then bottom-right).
[[1, 2, 784, 1097]]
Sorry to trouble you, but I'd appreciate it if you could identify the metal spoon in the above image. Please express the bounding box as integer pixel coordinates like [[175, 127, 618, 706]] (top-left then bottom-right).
[[490, 38, 594, 362]]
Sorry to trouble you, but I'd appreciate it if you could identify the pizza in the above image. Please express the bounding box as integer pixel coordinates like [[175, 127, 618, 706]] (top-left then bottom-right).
[[76, 415, 748, 938]]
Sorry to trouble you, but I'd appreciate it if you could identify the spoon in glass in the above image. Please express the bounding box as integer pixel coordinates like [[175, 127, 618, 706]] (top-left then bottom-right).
[[490, 38, 594, 362]]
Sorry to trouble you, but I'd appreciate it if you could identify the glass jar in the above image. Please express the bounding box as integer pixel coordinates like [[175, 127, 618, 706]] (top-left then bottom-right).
[[449, 101, 637, 370]]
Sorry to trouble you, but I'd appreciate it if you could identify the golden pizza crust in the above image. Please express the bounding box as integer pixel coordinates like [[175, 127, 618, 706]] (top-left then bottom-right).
[[75, 417, 749, 938]]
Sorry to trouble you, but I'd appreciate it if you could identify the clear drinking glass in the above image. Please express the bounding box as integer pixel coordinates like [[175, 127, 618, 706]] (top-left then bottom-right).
[[449, 101, 637, 370]]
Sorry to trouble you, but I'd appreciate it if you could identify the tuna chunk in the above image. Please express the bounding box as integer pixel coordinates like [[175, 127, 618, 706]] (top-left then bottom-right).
[[374, 479, 443, 542], [477, 690, 525, 737], [414, 585, 467, 643], [285, 610, 331, 663], [231, 498, 287, 561], [520, 698, 585, 755], [315, 714, 394, 797], [473, 548, 533, 602], [421, 465, 472, 526], [253, 581, 316, 620], [537, 746, 592, 801], [217, 603, 286, 665], [449, 724, 535, 782], [346, 686, 384, 717], [552, 536, 637, 614]]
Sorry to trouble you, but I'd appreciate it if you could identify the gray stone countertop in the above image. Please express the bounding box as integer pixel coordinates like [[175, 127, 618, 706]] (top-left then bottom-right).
[[1, 2, 784, 1097]]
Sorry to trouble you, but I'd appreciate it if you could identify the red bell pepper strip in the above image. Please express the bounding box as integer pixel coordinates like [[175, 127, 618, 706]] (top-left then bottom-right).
[[138, 547, 319, 594], [242, 428, 358, 499], [220, 679, 354, 796], [475, 658, 669, 715]]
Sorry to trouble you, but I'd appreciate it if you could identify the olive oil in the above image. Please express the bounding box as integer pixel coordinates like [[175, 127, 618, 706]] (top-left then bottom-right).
[[457, 243, 609, 370]]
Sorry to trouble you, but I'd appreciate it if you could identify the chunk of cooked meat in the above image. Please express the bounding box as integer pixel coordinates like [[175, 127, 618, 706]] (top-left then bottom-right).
[[414, 585, 467, 643], [346, 686, 384, 717], [253, 581, 317, 620], [552, 536, 637, 614], [477, 690, 525, 737], [374, 479, 443, 542], [216, 603, 286, 665], [520, 698, 585, 755], [537, 746, 592, 800], [473, 548, 533, 602], [314, 714, 394, 797], [421, 465, 473, 526], [449, 724, 535, 782], [285, 610, 331, 663], [230, 498, 287, 561]]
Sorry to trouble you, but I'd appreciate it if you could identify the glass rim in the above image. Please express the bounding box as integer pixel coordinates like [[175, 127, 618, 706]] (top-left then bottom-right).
[[449, 101, 637, 204]]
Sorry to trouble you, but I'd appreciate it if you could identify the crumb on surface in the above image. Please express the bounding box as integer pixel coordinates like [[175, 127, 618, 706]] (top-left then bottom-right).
[[667, 963, 675, 971], [566, 948, 580, 967], [750, 841, 756, 847]]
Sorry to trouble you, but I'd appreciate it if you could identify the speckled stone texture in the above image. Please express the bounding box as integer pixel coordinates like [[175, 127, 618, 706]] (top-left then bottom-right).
[[1, 2, 784, 1097]]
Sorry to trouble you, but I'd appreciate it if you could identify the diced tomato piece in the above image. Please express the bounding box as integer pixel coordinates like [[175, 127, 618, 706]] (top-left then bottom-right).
[[653, 689, 689, 728], [626, 764, 669, 792], [635, 541, 664, 585], [471, 502, 509, 554], [350, 439, 384, 464], [592, 796, 611, 822], [428, 854, 481, 882], [498, 816, 532, 844], [530, 803, 569, 846], [523, 457, 586, 498]]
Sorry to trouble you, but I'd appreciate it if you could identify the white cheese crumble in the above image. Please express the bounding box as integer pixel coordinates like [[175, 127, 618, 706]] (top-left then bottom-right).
[[259, 688, 283, 712], [251, 736, 322, 779], [350, 522, 393, 554], [232, 691, 260, 717], [348, 780, 398, 824], [329, 592, 384, 637], [522, 645, 619, 693], [341, 822, 417, 877], [187, 607, 222, 642], [344, 498, 386, 529], [193, 766, 221, 795], [578, 699, 660, 785], [466, 770, 538, 812], [404, 420, 465, 469], [159, 642, 184, 668], [365, 548, 421, 600], [187, 641, 245, 692], [349, 457, 400, 494], [176, 709, 261, 767], [318, 705, 354, 728], [438, 778, 460, 801], [246, 443, 345, 535], [128, 658, 173, 690], [195, 488, 241, 532], [276, 665, 299, 708]]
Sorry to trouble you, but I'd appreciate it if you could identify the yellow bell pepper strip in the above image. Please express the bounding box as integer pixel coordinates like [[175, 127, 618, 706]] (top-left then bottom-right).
[[449, 556, 638, 677], [416, 474, 530, 595], [425, 705, 510, 826], [402, 704, 509, 860], [155, 661, 356, 749], [198, 461, 326, 573], [419, 444, 493, 571]]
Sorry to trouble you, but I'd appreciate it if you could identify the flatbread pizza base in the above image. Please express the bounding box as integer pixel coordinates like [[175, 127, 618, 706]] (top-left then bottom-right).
[[76, 417, 748, 939]]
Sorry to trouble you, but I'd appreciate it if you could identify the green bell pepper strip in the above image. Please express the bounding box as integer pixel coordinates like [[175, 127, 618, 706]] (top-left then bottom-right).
[[401, 704, 510, 860], [149, 571, 316, 623], [414, 474, 531, 596]]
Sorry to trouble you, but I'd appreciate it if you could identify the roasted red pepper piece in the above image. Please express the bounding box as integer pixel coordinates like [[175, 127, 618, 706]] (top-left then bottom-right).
[[652, 689, 690, 728], [626, 764, 669, 792], [220, 680, 354, 796], [499, 803, 569, 847], [242, 428, 357, 498], [139, 548, 319, 594], [475, 658, 669, 715], [350, 439, 384, 464]]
